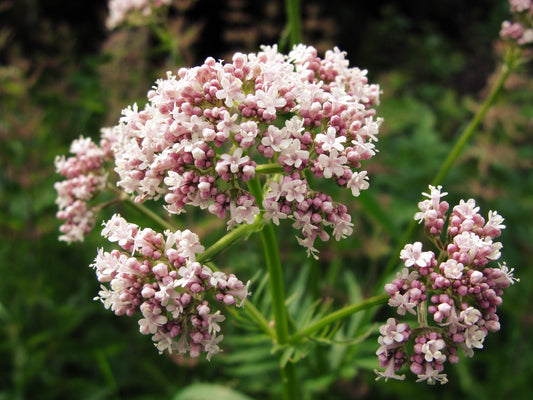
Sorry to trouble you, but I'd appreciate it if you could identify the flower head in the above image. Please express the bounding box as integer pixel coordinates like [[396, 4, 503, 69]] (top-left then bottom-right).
[[106, 0, 171, 30], [376, 186, 516, 384], [500, 1, 533, 44], [92, 214, 250, 360], [54, 129, 118, 243], [110, 45, 381, 257]]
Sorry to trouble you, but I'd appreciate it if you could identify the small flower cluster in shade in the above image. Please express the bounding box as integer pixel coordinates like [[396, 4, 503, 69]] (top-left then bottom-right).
[[92, 214, 250, 360], [111, 44, 381, 257], [106, 0, 171, 30], [54, 129, 117, 243], [375, 185, 518, 384], [500, 0, 533, 45]]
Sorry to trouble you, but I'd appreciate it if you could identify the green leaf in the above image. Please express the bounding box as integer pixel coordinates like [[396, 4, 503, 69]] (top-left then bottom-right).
[[280, 346, 295, 368], [173, 383, 254, 400]]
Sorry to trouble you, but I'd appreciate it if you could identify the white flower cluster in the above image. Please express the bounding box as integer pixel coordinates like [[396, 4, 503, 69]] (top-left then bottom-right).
[[106, 0, 171, 29], [110, 44, 381, 256], [376, 186, 518, 384], [93, 214, 250, 360]]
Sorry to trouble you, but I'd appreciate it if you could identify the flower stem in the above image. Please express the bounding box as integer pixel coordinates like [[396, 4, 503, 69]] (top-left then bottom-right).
[[379, 58, 514, 285], [149, 20, 184, 67], [243, 301, 276, 339], [286, 0, 302, 46], [255, 163, 285, 175], [108, 184, 177, 231], [430, 62, 512, 186], [289, 294, 389, 344], [247, 176, 298, 400], [196, 219, 264, 264]]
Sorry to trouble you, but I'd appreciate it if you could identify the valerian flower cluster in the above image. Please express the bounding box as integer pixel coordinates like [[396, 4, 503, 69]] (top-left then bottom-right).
[[500, 0, 533, 44], [92, 214, 250, 360], [106, 0, 171, 30], [54, 130, 117, 243], [54, 45, 381, 359], [110, 44, 381, 258], [375, 186, 518, 384]]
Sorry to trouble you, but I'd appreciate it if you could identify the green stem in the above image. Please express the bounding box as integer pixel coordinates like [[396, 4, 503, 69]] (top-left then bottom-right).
[[260, 223, 290, 344], [289, 294, 389, 344], [109, 184, 177, 231], [379, 59, 514, 285], [196, 219, 264, 263], [243, 301, 276, 339], [149, 20, 184, 67], [286, 0, 302, 47], [247, 176, 298, 400], [431, 62, 512, 186], [255, 163, 285, 175], [281, 363, 298, 400]]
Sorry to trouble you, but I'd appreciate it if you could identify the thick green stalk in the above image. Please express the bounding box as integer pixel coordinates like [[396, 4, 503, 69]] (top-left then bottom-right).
[[255, 163, 285, 175], [286, 0, 302, 46], [247, 176, 298, 400], [259, 222, 290, 345], [261, 222, 299, 399]]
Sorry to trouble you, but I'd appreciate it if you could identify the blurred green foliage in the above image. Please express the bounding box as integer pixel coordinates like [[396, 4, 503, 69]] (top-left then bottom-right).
[[1, 0, 532, 399]]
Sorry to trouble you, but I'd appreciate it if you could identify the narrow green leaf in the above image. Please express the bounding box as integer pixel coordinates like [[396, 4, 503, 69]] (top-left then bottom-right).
[[280, 346, 295, 368]]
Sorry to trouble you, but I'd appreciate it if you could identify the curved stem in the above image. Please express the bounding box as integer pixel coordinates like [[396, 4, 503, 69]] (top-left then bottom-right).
[[431, 62, 512, 186], [108, 184, 177, 231], [289, 294, 389, 344], [197, 219, 264, 263], [243, 301, 276, 339], [378, 60, 514, 286]]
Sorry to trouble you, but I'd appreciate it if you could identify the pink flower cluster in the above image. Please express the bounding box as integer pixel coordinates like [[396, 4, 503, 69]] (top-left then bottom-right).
[[54, 129, 117, 243], [111, 45, 381, 256], [375, 186, 518, 384], [92, 214, 250, 360], [500, 0, 533, 44], [106, 0, 171, 29]]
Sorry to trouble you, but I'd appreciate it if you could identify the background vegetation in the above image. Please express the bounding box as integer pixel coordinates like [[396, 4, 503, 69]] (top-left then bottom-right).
[[1, 0, 532, 399]]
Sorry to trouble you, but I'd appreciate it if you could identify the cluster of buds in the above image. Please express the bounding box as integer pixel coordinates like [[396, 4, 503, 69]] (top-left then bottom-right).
[[92, 214, 250, 360], [111, 44, 381, 257], [106, 0, 171, 29], [500, 0, 533, 45], [54, 129, 117, 243], [375, 185, 518, 384]]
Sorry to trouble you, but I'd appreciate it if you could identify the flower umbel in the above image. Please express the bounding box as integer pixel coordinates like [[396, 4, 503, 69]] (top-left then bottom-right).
[[376, 185, 517, 384], [106, 0, 171, 30], [111, 44, 381, 257], [54, 129, 117, 243], [92, 214, 250, 360], [500, 0, 533, 45]]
